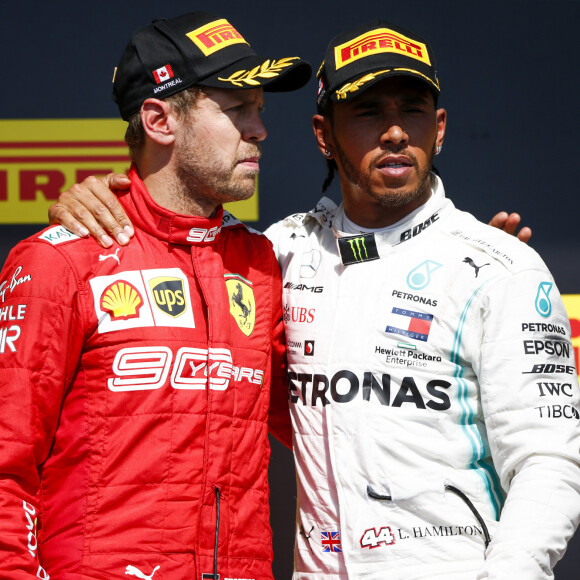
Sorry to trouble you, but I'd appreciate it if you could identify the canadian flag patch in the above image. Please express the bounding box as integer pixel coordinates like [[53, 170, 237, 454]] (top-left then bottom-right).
[[153, 65, 174, 84]]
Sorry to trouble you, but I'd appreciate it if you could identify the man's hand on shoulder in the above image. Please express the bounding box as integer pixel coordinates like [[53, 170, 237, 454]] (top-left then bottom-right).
[[488, 212, 532, 243], [48, 173, 134, 248]]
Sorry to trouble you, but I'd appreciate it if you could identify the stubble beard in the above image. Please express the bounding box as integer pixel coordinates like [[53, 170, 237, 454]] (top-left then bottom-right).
[[334, 140, 435, 209], [174, 140, 261, 209]]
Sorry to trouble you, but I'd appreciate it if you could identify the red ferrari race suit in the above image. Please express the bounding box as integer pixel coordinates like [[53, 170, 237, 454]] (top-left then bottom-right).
[[0, 167, 289, 579]]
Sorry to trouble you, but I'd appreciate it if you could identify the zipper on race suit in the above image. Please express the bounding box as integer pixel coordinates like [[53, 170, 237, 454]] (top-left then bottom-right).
[[202, 485, 221, 580], [366, 482, 492, 551], [445, 484, 492, 549], [366, 484, 392, 501]]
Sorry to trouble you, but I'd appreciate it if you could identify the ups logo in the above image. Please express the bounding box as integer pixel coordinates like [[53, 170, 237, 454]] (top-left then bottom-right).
[[149, 276, 187, 317]]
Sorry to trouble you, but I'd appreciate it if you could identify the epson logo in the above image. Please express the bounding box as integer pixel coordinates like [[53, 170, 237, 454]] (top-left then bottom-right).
[[523, 340, 571, 358]]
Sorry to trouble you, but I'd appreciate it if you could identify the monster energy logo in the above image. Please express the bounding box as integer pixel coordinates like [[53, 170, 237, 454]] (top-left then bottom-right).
[[338, 233, 380, 266], [349, 237, 368, 261]]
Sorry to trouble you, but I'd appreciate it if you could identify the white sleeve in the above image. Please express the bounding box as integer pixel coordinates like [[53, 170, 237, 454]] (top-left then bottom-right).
[[477, 456, 580, 579], [476, 267, 580, 579]]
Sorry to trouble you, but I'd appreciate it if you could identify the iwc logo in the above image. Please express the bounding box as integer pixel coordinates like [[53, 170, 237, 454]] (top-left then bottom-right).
[[225, 274, 256, 336]]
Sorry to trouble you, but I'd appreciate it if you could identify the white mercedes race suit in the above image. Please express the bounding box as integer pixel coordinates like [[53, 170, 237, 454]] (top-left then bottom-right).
[[266, 175, 580, 580]]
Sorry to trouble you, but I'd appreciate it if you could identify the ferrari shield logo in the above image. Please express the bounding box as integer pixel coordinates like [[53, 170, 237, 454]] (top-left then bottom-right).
[[225, 274, 256, 336]]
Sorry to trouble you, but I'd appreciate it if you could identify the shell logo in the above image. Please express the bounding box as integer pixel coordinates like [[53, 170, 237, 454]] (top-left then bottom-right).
[[100, 280, 143, 320]]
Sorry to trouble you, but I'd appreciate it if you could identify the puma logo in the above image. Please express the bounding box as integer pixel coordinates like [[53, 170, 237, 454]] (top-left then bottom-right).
[[125, 565, 160, 580], [463, 257, 489, 278], [99, 248, 121, 265]]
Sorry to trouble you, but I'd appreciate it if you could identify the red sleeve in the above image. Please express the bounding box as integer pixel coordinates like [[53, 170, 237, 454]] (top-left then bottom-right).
[[0, 239, 85, 576], [266, 247, 292, 449]]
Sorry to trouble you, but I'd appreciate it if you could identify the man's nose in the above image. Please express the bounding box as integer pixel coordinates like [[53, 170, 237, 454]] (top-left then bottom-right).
[[380, 122, 408, 147], [244, 111, 267, 142]]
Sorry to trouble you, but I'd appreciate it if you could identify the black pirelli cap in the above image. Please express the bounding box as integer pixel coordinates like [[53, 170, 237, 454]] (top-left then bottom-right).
[[316, 20, 439, 107], [113, 11, 312, 120]]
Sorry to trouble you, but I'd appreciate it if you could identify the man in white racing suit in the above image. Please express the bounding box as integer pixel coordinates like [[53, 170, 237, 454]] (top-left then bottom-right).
[[264, 20, 580, 580]]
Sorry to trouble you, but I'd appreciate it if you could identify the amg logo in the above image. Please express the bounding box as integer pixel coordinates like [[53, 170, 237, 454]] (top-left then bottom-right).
[[284, 282, 323, 293], [399, 213, 439, 243]]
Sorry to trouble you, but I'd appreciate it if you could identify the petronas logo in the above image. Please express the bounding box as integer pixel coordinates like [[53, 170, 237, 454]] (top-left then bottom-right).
[[338, 233, 380, 266], [535, 281, 553, 318]]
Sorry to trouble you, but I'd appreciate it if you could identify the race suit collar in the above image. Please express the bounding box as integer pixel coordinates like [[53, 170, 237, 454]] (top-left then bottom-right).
[[120, 164, 226, 246], [307, 173, 454, 250]]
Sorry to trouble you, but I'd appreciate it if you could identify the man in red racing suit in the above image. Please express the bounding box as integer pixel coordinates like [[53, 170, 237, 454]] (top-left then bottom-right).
[[0, 10, 309, 580]]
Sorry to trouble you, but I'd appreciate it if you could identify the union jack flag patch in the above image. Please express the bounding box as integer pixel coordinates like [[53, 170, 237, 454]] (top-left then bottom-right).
[[321, 531, 342, 552]]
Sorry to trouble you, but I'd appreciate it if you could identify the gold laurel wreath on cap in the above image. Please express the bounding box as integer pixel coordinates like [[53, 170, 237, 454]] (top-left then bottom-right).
[[218, 57, 300, 87], [335, 69, 391, 100]]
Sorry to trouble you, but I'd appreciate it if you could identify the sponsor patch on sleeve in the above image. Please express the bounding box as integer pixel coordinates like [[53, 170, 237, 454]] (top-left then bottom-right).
[[38, 226, 80, 245]]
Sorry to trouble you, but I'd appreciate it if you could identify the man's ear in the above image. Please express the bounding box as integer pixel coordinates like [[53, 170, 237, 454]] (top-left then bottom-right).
[[435, 107, 447, 149], [141, 98, 177, 146], [312, 114, 335, 159]]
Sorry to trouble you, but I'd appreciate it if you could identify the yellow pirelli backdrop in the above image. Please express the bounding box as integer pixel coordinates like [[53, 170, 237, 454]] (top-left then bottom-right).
[[0, 119, 258, 223], [563, 295, 580, 377]]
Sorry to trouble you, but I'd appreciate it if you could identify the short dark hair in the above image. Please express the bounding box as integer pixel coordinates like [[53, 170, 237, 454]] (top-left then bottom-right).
[[124, 86, 205, 161]]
